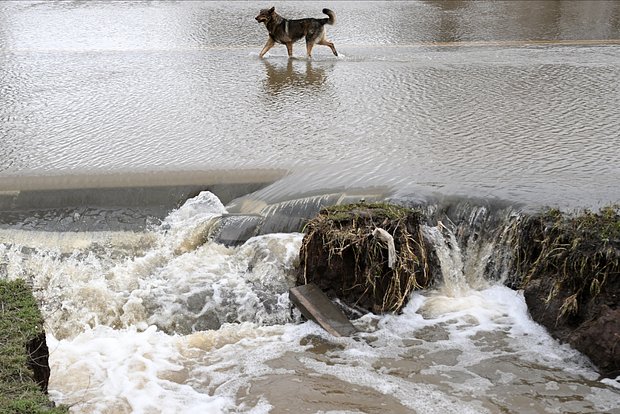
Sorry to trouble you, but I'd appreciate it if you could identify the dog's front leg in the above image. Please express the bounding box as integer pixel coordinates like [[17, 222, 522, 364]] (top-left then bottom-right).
[[259, 37, 275, 58], [285, 42, 293, 58]]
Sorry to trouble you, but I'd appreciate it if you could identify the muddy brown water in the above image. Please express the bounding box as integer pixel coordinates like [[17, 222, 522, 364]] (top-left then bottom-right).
[[0, 0, 619, 210]]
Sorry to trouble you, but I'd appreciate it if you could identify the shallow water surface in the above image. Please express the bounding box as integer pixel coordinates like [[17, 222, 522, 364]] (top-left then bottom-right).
[[0, 0, 619, 209]]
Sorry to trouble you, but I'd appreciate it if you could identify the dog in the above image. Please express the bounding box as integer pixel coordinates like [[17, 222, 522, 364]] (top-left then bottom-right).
[[255, 7, 338, 58]]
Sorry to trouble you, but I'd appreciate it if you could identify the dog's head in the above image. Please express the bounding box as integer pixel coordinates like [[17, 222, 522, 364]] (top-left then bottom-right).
[[255, 7, 275, 23]]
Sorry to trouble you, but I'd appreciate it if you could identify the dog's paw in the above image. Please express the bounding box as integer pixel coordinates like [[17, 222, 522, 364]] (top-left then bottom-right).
[[248, 51, 265, 58]]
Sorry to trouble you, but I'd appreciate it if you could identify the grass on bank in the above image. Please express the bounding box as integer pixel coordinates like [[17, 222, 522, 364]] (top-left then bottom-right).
[[0, 279, 67, 414], [514, 205, 620, 320]]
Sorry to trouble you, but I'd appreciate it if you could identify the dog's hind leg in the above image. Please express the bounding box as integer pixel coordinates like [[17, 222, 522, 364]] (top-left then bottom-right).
[[259, 37, 275, 58], [318, 33, 338, 56], [306, 41, 315, 58]]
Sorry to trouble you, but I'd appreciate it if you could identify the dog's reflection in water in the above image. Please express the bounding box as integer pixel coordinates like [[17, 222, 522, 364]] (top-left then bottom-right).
[[262, 59, 327, 95]]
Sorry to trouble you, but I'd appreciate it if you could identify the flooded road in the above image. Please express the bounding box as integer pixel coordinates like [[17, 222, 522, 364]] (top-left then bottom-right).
[[0, 0, 619, 209], [1, 1, 620, 413]]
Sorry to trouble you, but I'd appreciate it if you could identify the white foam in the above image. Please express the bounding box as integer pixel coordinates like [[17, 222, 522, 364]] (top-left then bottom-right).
[[47, 325, 234, 413], [585, 385, 620, 412], [163, 191, 226, 227], [602, 376, 620, 390], [128, 232, 303, 333], [4, 191, 620, 412], [0, 191, 303, 338], [299, 356, 489, 414], [159, 190, 227, 253]]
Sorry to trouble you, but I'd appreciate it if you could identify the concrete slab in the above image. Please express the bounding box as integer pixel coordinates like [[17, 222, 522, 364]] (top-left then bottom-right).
[[289, 283, 358, 337]]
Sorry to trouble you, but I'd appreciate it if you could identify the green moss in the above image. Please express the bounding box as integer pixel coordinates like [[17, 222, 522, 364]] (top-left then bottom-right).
[[0, 279, 67, 413], [321, 202, 414, 222]]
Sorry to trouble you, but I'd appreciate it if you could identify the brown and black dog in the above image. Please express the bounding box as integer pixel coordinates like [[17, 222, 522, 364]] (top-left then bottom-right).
[[255, 7, 338, 58]]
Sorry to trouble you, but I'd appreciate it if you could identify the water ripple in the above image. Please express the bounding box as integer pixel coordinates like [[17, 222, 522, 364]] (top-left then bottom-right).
[[1, 2, 619, 209]]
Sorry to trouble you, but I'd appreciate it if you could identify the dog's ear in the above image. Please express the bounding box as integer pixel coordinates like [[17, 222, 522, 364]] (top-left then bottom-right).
[[268, 7, 275, 14]]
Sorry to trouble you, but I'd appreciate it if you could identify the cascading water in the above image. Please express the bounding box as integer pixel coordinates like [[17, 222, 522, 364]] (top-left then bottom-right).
[[1, 191, 618, 413], [0, 191, 302, 339], [422, 222, 470, 297]]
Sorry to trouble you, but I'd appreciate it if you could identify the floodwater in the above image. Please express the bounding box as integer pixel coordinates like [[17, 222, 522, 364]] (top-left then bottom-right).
[[1, 0, 619, 209], [1, 1, 620, 413]]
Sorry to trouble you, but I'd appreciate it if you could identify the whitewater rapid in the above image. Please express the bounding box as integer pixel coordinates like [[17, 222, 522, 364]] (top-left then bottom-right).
[[1, 191, 618, 413]]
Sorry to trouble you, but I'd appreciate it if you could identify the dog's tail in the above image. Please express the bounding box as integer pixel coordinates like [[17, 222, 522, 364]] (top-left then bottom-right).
[[322, 8, 336, 25]]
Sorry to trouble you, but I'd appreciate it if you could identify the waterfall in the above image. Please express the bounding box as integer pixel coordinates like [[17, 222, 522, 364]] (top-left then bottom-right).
[[422, 222, 469, 297], [418, 198, 522, 287], [413, 200, 523, 318]]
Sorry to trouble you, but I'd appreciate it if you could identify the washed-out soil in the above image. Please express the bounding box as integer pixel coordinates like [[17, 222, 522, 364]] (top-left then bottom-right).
[[295, 202, 620, 378], [295, 202, 439, 314], [513, 207, 620, 378]]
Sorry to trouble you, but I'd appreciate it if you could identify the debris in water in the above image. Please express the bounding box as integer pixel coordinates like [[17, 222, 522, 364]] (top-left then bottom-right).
[[289, 284, 357, 337], [296, 202, 436, 313]]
